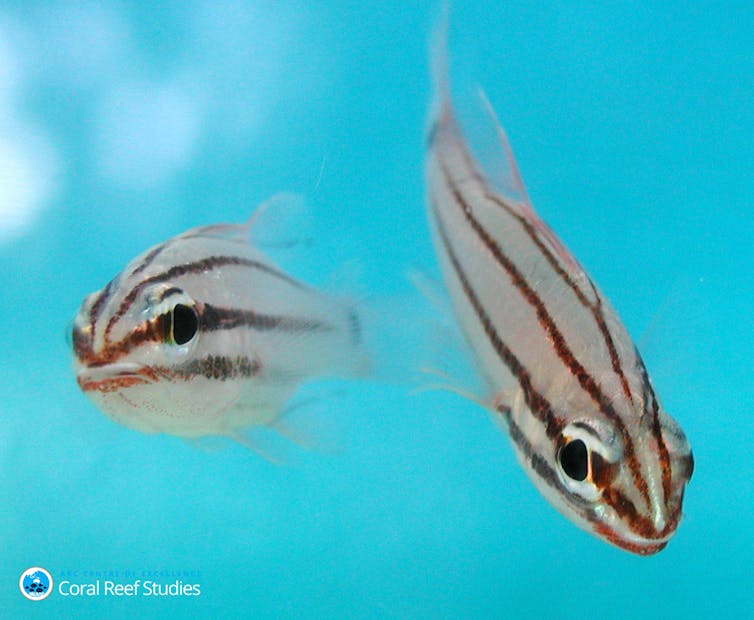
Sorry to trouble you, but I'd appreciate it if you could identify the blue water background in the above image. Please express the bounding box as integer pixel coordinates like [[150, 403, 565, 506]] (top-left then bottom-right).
[[1, 2, 752, 618]]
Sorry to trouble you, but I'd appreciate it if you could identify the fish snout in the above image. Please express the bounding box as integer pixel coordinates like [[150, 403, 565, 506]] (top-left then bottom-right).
[[76, 362, 156, 394]]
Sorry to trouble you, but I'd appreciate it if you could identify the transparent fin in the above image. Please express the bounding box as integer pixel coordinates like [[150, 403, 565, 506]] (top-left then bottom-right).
[[430, 12, 583, 276], [246, 192, 315, 252], [186, 436, 230, 453], [486, 386, 521, 432], [296, 260, 435, 386], [184, 427, 291, 463], [269, 391, 345, 455], [406, 269, 489, 404], [428, 1, 452, 131], [474, 89, 529, 206], [477, 89, 582, 273], [411, 367, 489, 410], [351, 289, 442, 387], [175, 193, 314, 253], [432, 18, 527, 210], [638, 272, 714, 406], [429, 1, 515, 207], [227, 427, 295, 465], [224, 387, 346, 461]]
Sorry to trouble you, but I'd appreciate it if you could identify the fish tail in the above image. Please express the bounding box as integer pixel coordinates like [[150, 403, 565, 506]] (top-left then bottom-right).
[[428, 2, 453, 132], [426, 14, 540, 216], [343, 281, 454, 388], [322, 293, 392, 382]]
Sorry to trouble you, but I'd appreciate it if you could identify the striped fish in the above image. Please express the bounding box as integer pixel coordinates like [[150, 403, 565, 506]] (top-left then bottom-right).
[[71, 196, 366, 451], [425, 42, 693, 554]]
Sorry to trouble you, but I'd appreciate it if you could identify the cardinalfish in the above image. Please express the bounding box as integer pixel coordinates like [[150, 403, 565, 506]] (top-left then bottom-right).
[[424, 31, 693, 554], [71, 196, 368, 453]]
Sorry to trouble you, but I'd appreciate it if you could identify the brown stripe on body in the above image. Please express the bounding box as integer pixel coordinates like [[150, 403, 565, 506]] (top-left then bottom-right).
[[636, 351, 673, 502], [84, 277, 119, 357], [78, 374, 150, 393], [584, 280, 635, 404], [502, 407, 575, 499], [88, 279, 114, 329], [600, 486, 656, 537], [130, 242, 169, 277], [104, 255, 308, 343], [84, 313, 170, 365], [486, 191, 635, 407], [570, 421, 602, 441], [601, 482, 681, 542], [432, 199, 562, 438], [430, 121, 636, 406], [169, 354, 261, 380], [435, 156, 651, 510], [200, 304, 332, 334], [80, 355, 261, 393], [157, 287, 184, 302], [82, 301, 329, 366], [592, 522, 668, 555], [80, 242, 160, 358]]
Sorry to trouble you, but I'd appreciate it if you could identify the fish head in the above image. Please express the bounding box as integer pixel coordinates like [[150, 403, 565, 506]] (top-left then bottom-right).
[[540, 406, 693, 555], [71, 256, 245, 436]]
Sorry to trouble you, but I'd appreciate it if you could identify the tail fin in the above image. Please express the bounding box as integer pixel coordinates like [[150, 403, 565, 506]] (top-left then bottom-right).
[[428, 2, 453, 134], [317, 258, 450, 387], [352, 290, 437, 386]]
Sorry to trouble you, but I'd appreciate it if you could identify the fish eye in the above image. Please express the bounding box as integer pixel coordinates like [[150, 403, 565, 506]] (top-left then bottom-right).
[[558, 438, 588, 482], [172, 304, 198, 345], [162, 303, 198, 345]]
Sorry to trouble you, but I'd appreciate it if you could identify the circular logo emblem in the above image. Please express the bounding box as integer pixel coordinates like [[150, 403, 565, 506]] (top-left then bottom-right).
[[19, 567, 53, 601]]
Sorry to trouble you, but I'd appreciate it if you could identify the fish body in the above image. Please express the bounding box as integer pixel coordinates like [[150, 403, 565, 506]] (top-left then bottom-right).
[[425, 44, 693, 554], [72, 205, 365, 443]]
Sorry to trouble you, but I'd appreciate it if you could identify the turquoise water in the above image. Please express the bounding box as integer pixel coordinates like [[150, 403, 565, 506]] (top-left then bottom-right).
[[2, 2, 752, 618]]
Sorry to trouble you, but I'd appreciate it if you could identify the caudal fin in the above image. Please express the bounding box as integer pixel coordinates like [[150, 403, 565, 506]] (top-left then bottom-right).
[[428, 2, 453, 131]]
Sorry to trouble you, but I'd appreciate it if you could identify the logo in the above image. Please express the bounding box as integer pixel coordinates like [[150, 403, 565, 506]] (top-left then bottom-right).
[[19, 567, 53, 601]]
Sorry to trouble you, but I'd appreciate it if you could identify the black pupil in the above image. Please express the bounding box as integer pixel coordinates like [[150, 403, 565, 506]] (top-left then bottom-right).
[[172, 304, 198, 345], [559, 439, 588, 481]]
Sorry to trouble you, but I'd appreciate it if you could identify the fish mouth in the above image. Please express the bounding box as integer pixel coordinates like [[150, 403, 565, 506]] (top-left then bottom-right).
[[77, 362, 156, 394], [593, 516, 679, 556]]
